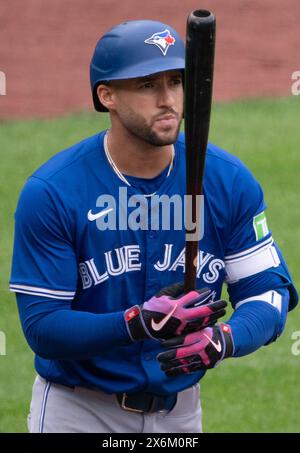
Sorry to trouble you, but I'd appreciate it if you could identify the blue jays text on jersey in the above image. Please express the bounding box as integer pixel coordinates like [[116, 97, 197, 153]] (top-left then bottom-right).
[[10, 131, 298, 394], [79, 245, 224, 291]]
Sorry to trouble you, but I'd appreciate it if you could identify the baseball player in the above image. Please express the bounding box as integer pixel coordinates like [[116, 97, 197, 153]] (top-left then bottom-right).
[[10, 20, 298, 433]]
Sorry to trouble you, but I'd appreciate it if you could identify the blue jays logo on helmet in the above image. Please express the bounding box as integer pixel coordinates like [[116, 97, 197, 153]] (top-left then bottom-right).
[[144, 29, 176, 56]]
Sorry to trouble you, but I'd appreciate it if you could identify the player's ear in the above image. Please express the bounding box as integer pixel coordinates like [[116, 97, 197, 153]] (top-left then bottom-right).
[[97, 83, 116, 111]]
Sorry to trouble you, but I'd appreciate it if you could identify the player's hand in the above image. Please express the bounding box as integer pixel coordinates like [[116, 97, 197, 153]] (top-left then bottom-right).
[[157, 323, 234, 377], [124, 282, 227, 342]]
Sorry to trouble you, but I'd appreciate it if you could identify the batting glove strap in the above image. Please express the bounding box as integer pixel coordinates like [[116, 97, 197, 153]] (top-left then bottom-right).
[[124, 305, 152, 342], [219, 323, 235, 359], [124, 304, 182, 342]]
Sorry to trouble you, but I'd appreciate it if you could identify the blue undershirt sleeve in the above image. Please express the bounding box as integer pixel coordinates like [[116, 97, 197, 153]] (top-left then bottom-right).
[[226, 287, 289, 357], [16, 293, 131, 360]]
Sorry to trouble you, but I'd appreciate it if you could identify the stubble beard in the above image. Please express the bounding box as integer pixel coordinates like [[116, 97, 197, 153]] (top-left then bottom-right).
[[117, 106, 183, 147]]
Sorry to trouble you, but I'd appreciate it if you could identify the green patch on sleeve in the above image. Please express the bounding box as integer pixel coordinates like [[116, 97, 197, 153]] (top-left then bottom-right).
[[253, 211, 269, 241]]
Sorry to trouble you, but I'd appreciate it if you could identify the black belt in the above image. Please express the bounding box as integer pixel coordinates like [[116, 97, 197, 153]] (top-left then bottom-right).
[[117, 391, 177, 414], [40, 377, 177, 414]]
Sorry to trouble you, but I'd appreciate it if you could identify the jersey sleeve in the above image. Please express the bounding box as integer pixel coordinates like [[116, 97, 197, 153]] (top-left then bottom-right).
[[10, 176, 77, 300], [224, 162, 298, 311]]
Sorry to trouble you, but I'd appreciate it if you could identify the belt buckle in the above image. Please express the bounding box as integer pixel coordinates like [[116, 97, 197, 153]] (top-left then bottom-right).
[[120, 393, 144, 413]]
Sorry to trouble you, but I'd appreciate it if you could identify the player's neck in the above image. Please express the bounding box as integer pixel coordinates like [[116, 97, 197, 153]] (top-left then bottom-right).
[[106, 127, 174, 179]]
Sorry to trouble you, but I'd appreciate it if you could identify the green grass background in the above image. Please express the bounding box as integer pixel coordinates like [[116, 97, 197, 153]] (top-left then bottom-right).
[[0, 97, 299, 432]]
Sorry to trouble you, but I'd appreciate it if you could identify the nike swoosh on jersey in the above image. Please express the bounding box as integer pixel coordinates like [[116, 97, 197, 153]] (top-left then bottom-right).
[[151, 304, 178, 332], [87, 208, 113, 221], [203, 333, 222, 352]]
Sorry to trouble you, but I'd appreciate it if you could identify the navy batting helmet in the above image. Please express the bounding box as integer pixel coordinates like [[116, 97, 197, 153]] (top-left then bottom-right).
[[90, 20, 185, 112]]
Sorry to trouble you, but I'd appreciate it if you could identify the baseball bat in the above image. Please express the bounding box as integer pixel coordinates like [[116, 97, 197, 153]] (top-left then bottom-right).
[[184, 10, 216, 293]]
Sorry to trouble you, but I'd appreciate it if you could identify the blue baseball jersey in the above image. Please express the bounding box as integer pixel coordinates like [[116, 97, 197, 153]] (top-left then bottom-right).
[[10, 130, 298, 394]]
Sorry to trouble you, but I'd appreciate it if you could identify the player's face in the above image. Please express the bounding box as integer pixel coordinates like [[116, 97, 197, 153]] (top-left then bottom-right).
[[109, 70, 184, 146]]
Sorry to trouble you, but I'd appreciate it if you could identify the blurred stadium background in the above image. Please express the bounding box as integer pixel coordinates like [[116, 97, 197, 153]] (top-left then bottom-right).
[[0, 0, 299, 432]]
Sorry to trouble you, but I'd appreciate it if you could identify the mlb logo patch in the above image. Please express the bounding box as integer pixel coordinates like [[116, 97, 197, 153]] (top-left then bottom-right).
[[144, 29, 176, 56]]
